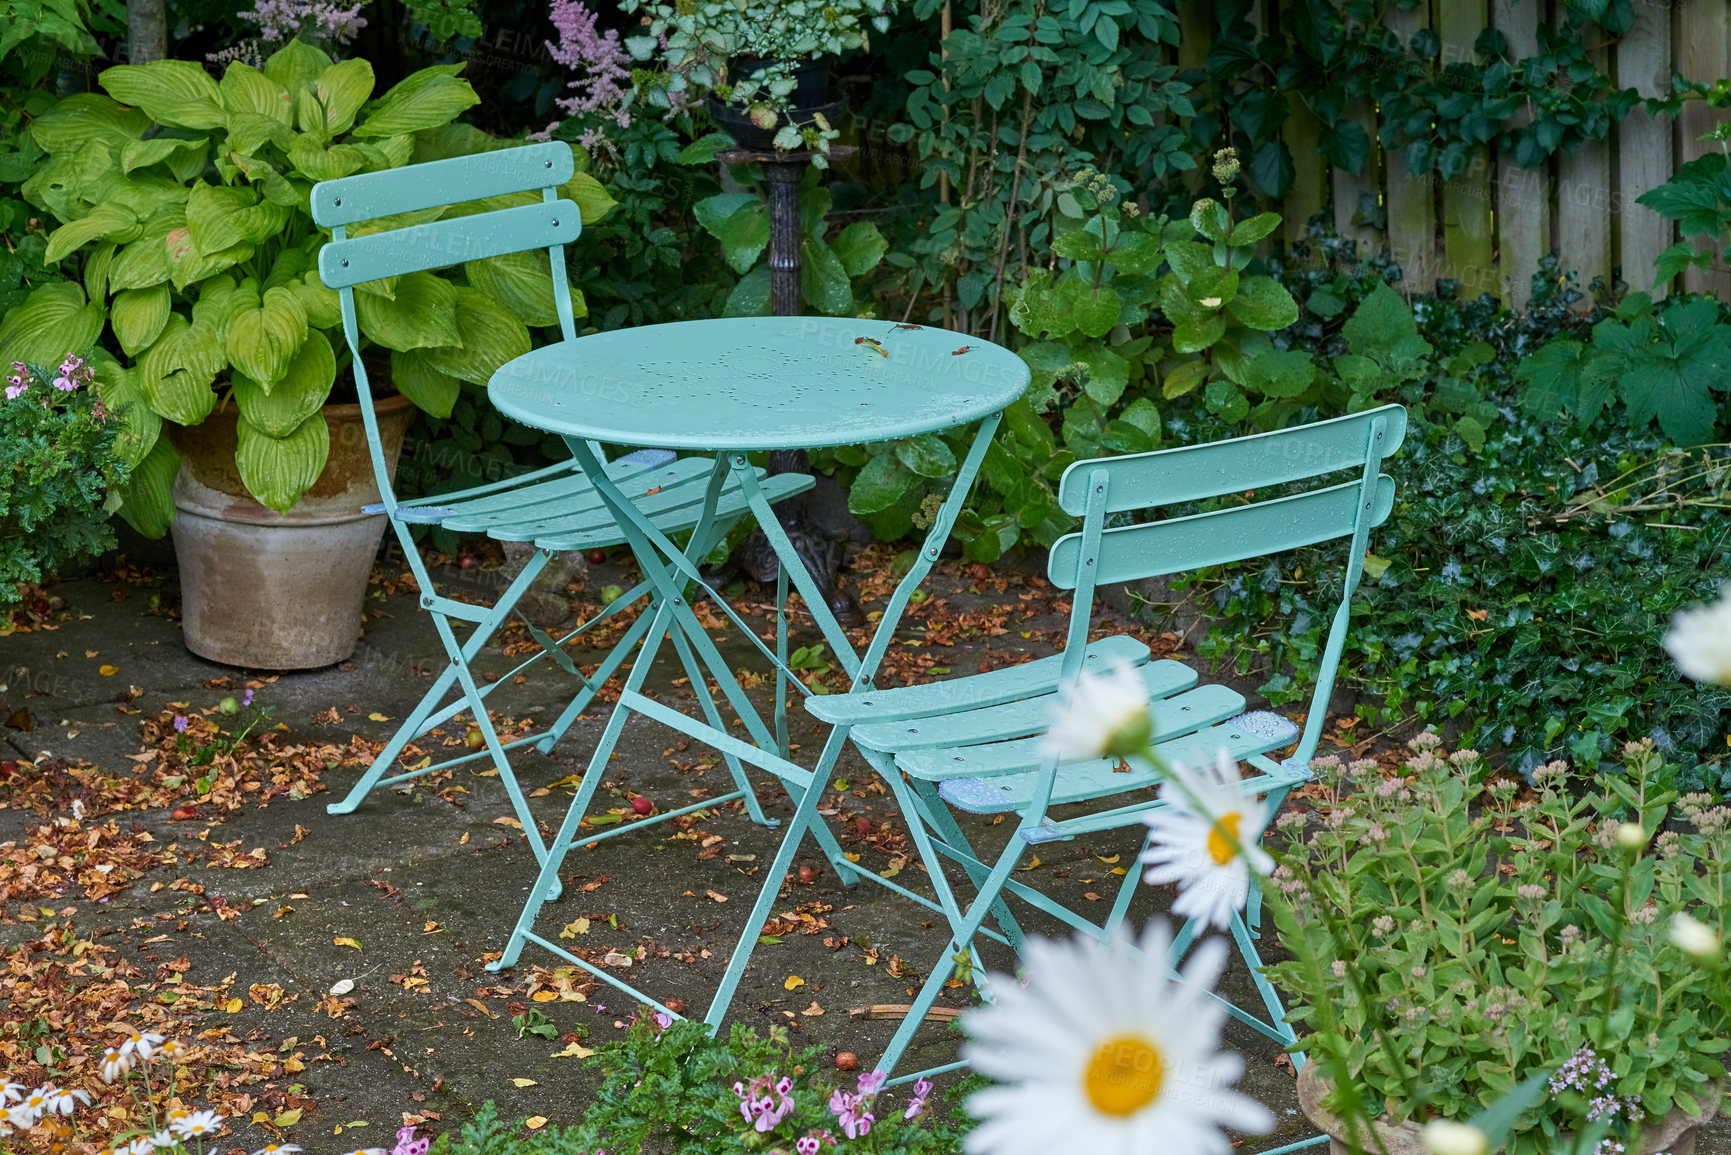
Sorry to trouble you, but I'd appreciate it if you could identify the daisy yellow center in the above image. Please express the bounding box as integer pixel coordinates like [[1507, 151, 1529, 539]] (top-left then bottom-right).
[[1083, 1033, 1165, 1117], [1207, 811, 1244, 866]]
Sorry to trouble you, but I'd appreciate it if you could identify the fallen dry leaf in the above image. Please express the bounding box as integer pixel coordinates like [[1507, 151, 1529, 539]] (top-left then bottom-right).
[[783, 975, 804, 991]]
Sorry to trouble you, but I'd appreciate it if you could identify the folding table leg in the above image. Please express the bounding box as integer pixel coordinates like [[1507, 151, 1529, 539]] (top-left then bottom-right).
[[665, 618, 774, 829], [534, 604, 659, 755], [903, 776, 1026, 952]]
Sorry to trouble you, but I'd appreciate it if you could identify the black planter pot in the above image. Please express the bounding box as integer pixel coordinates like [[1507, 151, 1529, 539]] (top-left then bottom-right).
[[706, 55, 843, 151]]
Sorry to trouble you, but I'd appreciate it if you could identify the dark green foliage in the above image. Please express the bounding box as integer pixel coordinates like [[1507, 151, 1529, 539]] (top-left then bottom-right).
[[428, 1017, 972, 1154], [1, 361, 129, 602]]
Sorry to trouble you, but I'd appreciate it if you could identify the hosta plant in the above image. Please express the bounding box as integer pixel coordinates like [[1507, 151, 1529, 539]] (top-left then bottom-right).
[[0, 44, 614, 523]]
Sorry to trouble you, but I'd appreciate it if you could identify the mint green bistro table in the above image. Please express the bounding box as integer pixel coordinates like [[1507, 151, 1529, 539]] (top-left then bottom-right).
[[484, 315, 1030, 1028]]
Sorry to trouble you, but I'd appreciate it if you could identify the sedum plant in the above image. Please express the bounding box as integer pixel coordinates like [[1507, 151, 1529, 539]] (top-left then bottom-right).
[[1266, 736, 1731, 1154], [0, 44, 614, 524]]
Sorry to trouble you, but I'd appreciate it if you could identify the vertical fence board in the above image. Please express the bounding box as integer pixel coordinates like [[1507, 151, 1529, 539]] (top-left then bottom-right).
[[1438, 0, 1497, 298], [1283, 105, 1328, 246], [1616, 7, 1674, 295], [1384, 3, 1439, 291], [1332, 98, 1384, 257], [1556, 0, 1613, 300], [1677, 0, 1731, 296], [1492, 0, 1548, 309]]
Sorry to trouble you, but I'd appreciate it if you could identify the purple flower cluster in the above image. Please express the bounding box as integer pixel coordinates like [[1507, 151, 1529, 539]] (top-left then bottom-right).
[[1549, 1046, 1643, 1125], [392, 1123, 430, 1155], [735, 1072, 796, 1132], [6, 355, 93, 402], [828, 1069, 885, 1139], [5, 362, 28, 401], [240, 0, 368, 44], [543, 0, 635, 146]]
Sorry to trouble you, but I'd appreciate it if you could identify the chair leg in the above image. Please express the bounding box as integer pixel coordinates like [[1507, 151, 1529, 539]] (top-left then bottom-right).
[[331, 550, 554, 815], [1103, 828, 1153, 937], [903, 776, 1026, 953], [774, 565, 790, 761], [876, 832, 1024, 1079], [430, 612, 565, 902], [1230, 907, 1300, 1050], [491, 600, 679, 971]]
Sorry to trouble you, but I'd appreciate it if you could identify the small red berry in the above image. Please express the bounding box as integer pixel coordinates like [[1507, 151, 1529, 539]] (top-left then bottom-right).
[[587, 549, 606, 565], [458, 553, 478, 570], [798, 865, 818, 884], [854, 817, 872, 837], [632, 795, 653, 816], [835, 1051, 858, 1071], [171, 805, 200, 821]]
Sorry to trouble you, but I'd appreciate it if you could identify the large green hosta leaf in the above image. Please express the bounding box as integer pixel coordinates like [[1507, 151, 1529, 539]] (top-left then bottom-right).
[[0, 282, 104, 366], [91, 355, 162, 467], [115, 434, 180, 539], [219, 62, 294, 126], [101, 61, 226, 130], [420, 287, 529, 385], [355, 271, 460, 350], [304, 58, 374, 137], [44, 202, 141, 263], [29, 93, 150, 155], [140, 315, 223, 425], [186, 183, 290, 254], [225, 286, 309, 389], [237, 410, 329, 512], [112, 284, 173, 356], [233, 330, 335, 437], [262, 40, 332, 94], [391, 348, 460, 418], [465, 250, 560, 328], [353, 65, 477, 138]]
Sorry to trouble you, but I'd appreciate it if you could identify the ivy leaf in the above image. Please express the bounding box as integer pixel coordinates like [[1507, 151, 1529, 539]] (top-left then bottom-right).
[[1247, 139, 1295, 199]]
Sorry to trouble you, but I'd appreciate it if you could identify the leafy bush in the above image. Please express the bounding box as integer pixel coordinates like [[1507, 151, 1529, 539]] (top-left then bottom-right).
[[428, 1017, 971, 1154], [1, 356, 130, 602], [0, 46, 616, 522], [1269, 738, 1731, 1152]]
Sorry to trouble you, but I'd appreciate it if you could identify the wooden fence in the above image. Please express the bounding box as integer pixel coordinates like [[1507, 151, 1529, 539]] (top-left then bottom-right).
[[1180, 0, 1731, 309]]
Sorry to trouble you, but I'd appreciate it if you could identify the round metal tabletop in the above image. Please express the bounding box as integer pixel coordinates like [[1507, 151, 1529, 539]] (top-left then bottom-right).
[[487, 316, 1030, 451]]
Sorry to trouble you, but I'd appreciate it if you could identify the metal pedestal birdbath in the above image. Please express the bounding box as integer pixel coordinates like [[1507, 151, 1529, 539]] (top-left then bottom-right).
[[719, 145, 862, 624]]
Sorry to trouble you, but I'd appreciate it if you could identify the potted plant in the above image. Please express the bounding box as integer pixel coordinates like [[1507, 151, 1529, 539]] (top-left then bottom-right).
[[619, 0, 895, 159], [0, 44, 614, 668], [1267, 735, 1729, 1155], [0, 356, 131, 603]]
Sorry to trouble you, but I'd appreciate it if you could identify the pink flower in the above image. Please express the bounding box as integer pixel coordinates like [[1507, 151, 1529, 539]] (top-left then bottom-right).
[[391, 1124, 429, 1155], [903, 1076, 932, 1120], [544, 0, 635, 137], [52, 355, 88, 392]]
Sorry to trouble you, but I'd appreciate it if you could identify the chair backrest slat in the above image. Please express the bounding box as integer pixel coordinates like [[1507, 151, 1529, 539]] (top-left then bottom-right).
[[318, 200, 580, 287], [1046, 472, 1395, 590], [1056, 405, 1408, 516], [309, 142, 575, 228]]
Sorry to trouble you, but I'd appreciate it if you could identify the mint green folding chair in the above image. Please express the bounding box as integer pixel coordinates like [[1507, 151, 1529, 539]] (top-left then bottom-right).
[[311, 142, 813, 893], [805, 404, 1407, 1081]]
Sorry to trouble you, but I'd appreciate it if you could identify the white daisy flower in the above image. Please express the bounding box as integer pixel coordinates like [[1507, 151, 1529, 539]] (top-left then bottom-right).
[[1664, 583, 1731, 684], [120, 1031, 166, 1060], [960, 920, 1272, 1155], [1669, 913, 1722, 959], [1140, 748, 1274, 930], [0, 1105, 25, 1135], [128, 1137, 158, 1155], [150, 1132, 179, 1148], [170, 1109, 223, 1138], [0, 1083, 22, 1103], [40, 1085, 89, 1115], [253, 1145, 303, 1155], [341, 1148, 387, 1155], [19, 1087, 52, 1118], [101, 1047, 135, 1084], [155, 1039, 188, 1063], [1043, 663, 1152, 763], [1421, 1119, 1489, 1155]]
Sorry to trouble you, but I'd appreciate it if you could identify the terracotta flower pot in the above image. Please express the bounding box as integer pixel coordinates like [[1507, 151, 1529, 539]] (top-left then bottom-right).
[[167, 394, 413, 669], [1298, 1063, 1723, 1155]]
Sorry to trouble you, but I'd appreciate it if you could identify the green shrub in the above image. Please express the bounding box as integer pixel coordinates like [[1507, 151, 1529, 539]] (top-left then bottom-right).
[[1, 356, 130, 602]]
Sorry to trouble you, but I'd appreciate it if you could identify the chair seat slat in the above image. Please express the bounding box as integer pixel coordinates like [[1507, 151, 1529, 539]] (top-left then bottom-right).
[[531, 473, 814, 551], [853, 659, 1211, 752], [438, 457, 710, 531], [804, 635, 1152, 726], [931, 709, 1299, 813]]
